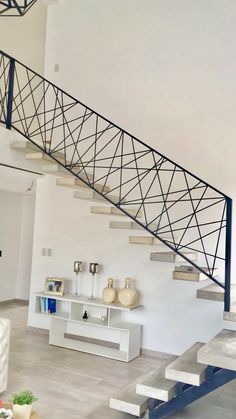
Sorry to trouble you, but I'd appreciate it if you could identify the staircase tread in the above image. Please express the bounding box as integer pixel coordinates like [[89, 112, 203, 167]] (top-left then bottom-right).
[[197, 329, 236, 371], [57, 177, 109, 192], [129, 235, 173, 245], [110, 381, 149, 416], [172, 271, 209, 282], [91, 206, 142, 218], [165, 342, 207, 386], [197, 284, 236, 302], [74, 190, 121, 203], [136, 361, 177, 401], [224, 301, 236, 321], [109, 220, 144, 230]]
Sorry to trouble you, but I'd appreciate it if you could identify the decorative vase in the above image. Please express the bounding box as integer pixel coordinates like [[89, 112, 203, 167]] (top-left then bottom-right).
[[102, 278, 117, 303], [13, 404, 32, 419], [118, 277, 138, 307]]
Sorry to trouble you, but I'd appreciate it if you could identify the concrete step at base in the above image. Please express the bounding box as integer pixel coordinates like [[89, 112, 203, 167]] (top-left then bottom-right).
[[56, 177, 109, 193], [172, 271, 209, 282], [129, 235, 172, 246], [196, 284, 236, 302], [136, 362, 177, 402], [110, 383, 149, 417], [91, 206, 142, 218], [197, 329, 236, 371], [150, 252, 198, 263], [165, 342, 207, 386]]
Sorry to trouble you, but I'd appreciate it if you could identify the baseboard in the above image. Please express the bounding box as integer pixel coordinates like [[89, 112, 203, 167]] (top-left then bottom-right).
[[140, 347, 172, 360]]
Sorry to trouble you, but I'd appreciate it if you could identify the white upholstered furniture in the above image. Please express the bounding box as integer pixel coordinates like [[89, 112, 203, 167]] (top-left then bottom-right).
[[0, 318, 10, 393]]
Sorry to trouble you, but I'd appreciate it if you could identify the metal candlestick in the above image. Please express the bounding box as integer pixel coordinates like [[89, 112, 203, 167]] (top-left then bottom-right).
[[89, 262, 99, 300], [73, 261, 83, 296]]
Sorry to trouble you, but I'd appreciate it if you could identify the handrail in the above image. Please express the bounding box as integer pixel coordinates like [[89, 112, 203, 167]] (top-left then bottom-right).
[[0, 0, 37, 16], [0, 50, 232, 311]]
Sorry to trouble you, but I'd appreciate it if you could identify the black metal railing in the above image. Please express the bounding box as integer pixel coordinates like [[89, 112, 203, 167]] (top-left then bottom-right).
[[0, 50, 232, 311], [0, 0, 37, 16]]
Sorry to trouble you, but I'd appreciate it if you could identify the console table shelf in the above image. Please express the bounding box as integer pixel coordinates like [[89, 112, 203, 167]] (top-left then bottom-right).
[[35, 292, 142, 362]]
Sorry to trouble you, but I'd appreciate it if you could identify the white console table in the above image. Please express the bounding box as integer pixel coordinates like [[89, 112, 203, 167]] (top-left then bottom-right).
[[35, 292, 142, 362]]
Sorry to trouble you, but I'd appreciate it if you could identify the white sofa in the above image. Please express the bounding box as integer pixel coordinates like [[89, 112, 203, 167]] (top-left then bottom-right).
[[0, 318, 10, 393]]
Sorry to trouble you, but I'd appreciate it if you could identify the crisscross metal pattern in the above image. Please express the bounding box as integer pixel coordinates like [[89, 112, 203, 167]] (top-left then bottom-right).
[[0, 50, 232, 310], [0, 0, 37, 16]]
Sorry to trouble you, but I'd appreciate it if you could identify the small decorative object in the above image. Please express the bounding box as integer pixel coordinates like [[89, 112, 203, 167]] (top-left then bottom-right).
[[44, 278, 64, 296], [11, 390, 38, 419], [0, 407, 13, 419], [118, 277, 138, 307], [102, 278, 117, 303], [89, 263, 99, 300], [83, 310, 88, 319], [73, 261, 83, 296]]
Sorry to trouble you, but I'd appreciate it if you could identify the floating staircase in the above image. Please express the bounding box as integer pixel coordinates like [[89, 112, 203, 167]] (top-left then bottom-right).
[[0, 50, 235, 418], [110, 330, 236, 418]]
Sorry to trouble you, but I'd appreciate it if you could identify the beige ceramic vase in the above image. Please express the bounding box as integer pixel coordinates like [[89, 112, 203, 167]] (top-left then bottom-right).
[[102, 278, 117, 303], [118, 277, 138, 307]]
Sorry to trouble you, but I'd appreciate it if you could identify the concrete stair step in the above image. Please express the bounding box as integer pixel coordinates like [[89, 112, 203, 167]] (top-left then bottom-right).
[[224, 301, 236, 322], [136, 362, 177, 402], [26, 151, 69, 165], [109, 220, 156, 231], [196, 284, 236, 302], [150, 251, 198, 263], [43, 163, 76, 178], [74, 190, 122, 204], [91, 206, 142, 218], [165, 342, 207, 386], [173, 271, 210, 282], [197, 329, 236, 371], [56, 177, 109, 193], [129, 235, 172, 246], [109, 382, 149, 417], [10, 140, 45, 153]]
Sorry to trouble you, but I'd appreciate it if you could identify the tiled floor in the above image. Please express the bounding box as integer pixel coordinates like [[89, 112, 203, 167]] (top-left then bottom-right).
[[0, 301, 235, 418]]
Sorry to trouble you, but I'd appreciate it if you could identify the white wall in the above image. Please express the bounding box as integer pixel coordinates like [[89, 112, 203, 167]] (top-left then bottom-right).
[[0, 190, 35, 301], [0, 0, 47, 72], [27, 0, 236, 354], [45, 0, 236, 197], [16, 194, 36, 300]]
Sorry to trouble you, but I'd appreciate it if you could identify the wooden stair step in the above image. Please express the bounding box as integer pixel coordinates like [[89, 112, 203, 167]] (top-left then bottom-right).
[[165, 342, 207, 386], [197, 329, 236, 371], [56, 177, 109, 193], [150, 251, 198, 263], [129, 235, 172, 245], [91, 206, 142, 218], [109, 220, 156, 231], [136, 361, 177, 402], [109, 383, 149, 417]]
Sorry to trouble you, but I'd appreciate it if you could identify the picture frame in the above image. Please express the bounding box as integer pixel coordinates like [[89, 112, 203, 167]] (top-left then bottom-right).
[[44, 278, 64, 296]]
